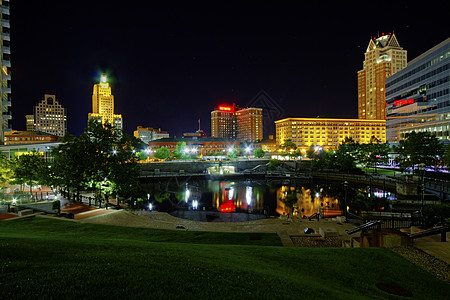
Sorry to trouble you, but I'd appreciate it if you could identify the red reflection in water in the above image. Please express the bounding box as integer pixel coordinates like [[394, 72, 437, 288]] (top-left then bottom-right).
[[220, 202, 236, 212]]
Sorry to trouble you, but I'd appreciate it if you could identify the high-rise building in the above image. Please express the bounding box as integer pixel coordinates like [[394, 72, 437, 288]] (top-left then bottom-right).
[[0, 0, 11, 145], [134, 126, 169, 144], [385, 38, 450, 142], [211, 104, 263, 142], [358, 33, 407, 120], [211, 105, 237, 139], [236, 107, 263, 142], [33, 94, 67, 137], [275, 117, 386, 152], [25, 115, 34, 131], [88, 75, 122, 131]]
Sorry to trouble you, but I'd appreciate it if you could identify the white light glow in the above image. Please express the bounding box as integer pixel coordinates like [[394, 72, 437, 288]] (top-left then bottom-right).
[[185, 188, 190, 203], [246, 186, 252, 205]]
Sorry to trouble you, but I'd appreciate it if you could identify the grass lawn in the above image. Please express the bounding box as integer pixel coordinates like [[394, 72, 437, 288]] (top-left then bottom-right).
[[359, 167, 398, 176], [1, 217, 449, 299]]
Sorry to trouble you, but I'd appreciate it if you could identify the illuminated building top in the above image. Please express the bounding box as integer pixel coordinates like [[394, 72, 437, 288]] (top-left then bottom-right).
[[89, 74, 122, 130], [358, 32, 407, 120]]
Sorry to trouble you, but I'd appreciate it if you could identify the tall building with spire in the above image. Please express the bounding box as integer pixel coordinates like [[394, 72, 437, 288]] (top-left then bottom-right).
[[88, 75, 123, 131], [358, 33, 407, 120], [0, 0, 11, 145]]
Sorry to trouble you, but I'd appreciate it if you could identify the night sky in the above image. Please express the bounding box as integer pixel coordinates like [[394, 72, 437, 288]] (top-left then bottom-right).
[[9, 1, 450, 137]]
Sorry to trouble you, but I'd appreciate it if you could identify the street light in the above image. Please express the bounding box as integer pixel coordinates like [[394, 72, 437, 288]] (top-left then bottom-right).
[[418, 163, 426, 224], [343, 181, 349, 223]]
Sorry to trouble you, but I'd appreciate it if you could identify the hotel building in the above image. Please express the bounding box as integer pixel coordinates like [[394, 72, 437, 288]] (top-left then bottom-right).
[[211, 105, 237, 139], [385, 38, 450, 142], [0, 0, 11, 145], [358, 33, 407, 120], [236, 107, 263, 142], [211, 104, 263, 142], [134, 126, 169, 144], [33, 94, 67, 137], [275, 118, 386, 152], [88, 75, 122, 131]]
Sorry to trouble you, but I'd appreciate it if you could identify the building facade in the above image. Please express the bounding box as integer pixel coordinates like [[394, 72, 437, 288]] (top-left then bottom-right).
[[147, 137, 240, 156], [25, 115, 34, 131], [88, 75, 123, 131], [385, 38, 450, 142], [236, 107, 263, 142], [211, 105, 237, 139], [134, 126, 169, 144], [275, 118, 386, 152], [0, 0, 11, 145], [34, 94, 67, 137], [358, 33, 407, 120], [4, 130, 59, 145], [211, 104, 263, 142]]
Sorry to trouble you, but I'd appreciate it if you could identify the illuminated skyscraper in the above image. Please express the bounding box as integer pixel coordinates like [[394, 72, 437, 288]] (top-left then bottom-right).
[[0, 0, 11, 145], [358, 33, 407, 120], [211, 105, 237, 139], [34, 94, 67, 136], [236, 107, 263, 142], [88, 75, 122, 130], [211, 104, 263, 142]]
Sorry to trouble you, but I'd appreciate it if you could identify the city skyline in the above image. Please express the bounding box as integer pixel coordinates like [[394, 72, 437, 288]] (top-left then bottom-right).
[[9, 1, 450, 137]]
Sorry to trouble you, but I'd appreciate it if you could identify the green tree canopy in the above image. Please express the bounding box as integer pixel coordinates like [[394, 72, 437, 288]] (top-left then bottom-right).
[[173, 142, 188, 159], [11, 152, 43, 193], [394, 131, 444, 172], [154, 147, 171, 160], [0, 155, 15, 198], [253, 147, 265, 158]]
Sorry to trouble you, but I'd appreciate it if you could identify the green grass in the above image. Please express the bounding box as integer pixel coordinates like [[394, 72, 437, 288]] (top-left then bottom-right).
[[360, 167, 398, 176], [1, 218, 449, 299]]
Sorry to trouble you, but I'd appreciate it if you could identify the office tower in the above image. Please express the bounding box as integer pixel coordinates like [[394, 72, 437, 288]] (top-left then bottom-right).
[[134, 126, 169, 144], [88, 74, 122, 131], [25, 115, 34, 131], [211, 105, 237, 139], [386, 38, 450, 142], [358, 33, 407, 120], [275, 117, 386, 152], [236, 107, 263, 142], [34, 94, 67, 136], [0, 0, 11, 145]]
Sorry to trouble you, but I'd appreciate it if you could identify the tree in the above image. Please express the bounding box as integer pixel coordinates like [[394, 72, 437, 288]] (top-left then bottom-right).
[[173, 142, 188, 159], [358, 138, 390, 173], [278, 139, 297, 153], [49, 119, 143, 204], [227, 148, 239, 159], [0, 155, 15, 199], [253, 147, 265, 158], [12, 153, 43, 193], [443, 144, 450, 170], [394, 131, 444, 173], [154, 147, 170, 160]]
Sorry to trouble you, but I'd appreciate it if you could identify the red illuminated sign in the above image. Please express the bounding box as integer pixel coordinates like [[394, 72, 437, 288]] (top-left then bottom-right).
[[394, 99, 414, 106], [218, 106, 234, 112], [220, 202, 236, 212]]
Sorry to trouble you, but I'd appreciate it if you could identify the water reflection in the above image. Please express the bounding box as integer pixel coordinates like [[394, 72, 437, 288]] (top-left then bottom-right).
[[142, 179, 396, 220], [277, 186, 341, 219]]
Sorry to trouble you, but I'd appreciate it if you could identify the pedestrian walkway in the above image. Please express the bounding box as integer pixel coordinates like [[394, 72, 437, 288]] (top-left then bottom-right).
[[0, 213, 18, 221]]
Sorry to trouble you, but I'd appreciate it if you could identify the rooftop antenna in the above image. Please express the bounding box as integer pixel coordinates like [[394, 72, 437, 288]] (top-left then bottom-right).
[[198, 118, 201, 131]]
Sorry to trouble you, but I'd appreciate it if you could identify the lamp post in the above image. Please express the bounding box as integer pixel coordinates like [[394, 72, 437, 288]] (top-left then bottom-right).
[[418, 163, 426, 225], [343, 181, 349, 223]]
